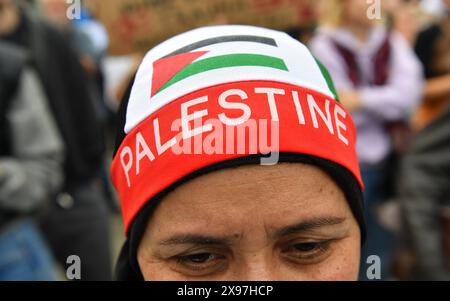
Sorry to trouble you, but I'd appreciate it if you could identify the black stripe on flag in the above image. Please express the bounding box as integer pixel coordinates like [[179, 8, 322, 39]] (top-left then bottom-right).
[[162, 35, 278, 59]]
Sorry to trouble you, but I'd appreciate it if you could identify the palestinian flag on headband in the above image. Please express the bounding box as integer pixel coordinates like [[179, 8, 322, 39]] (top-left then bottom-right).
[[151, 36, 289, 96], [112, 25, 362, 235], [125, 25, 339, 133]]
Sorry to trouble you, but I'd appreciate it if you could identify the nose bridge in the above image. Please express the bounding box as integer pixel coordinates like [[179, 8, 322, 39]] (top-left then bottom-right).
[[235, 251, 278, 281], [230, 221, 279, 281]]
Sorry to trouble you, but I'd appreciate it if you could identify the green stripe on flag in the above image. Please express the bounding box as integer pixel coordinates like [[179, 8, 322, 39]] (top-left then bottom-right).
[[314, 58, 340, 103], [156, 53, 289, 95]]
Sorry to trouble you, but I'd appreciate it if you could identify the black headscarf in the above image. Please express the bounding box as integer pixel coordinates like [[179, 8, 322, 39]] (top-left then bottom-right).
[[113, 82, 366, 281]]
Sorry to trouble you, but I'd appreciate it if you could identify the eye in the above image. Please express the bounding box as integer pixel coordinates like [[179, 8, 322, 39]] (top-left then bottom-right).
[[180, 253, 218, 264], [293, 242, 324, 252], [282, 240, 332, 265], [172, 251, 228, 276]]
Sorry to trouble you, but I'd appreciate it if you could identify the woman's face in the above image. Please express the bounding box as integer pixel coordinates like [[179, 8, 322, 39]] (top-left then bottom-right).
[[137, 163, 361, 281]]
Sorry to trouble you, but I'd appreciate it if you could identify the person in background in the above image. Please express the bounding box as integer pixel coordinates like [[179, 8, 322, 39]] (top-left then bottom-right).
[[0, 41, 63, 280], [0, 0, 112, 280], [39, 0, 111, 124], [39, 0, 119, 212], [396, 0, 450, 280], [383, 0, 422, 45], [309, 0, 423, 280], [413, 0, 450, 131]]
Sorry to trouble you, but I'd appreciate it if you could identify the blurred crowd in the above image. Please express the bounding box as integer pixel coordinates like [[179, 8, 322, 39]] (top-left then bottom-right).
[[0, 0, 450, 281]]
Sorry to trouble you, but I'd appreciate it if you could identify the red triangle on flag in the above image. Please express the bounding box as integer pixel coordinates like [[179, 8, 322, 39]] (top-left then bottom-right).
[[151, 51, 208, 96]]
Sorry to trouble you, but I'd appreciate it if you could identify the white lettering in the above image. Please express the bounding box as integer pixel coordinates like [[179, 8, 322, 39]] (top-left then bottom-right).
[[135, 132, 155, 176], [334, 105, 349, 146], [307, 95, 335, 135], [181, 96, 213, 139], [153, 118, 177, 155], [218, 89, 251, 126], [255, 88, 285, 121], [120, 146, 133, 188], [292, 90, 306, 125]]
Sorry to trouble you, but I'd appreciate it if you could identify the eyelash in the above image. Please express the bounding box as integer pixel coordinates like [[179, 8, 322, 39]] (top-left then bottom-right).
[[282, 240, 333, 264], [174, 252, 226, 272], [169, 240, 335, 277], [174, 240, 331, 263]]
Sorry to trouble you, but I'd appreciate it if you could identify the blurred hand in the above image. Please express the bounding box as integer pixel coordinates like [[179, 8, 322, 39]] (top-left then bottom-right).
[[338, 90, 362, 113]]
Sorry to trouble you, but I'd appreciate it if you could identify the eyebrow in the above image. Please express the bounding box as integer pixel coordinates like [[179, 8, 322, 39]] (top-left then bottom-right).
[[159, 235, 236, 246], [273, 217, 347, 238], [158, 217, 346, 246]]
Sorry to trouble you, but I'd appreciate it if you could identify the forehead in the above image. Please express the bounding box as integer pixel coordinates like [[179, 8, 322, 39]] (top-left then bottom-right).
[[148, 163, 351, 232]]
